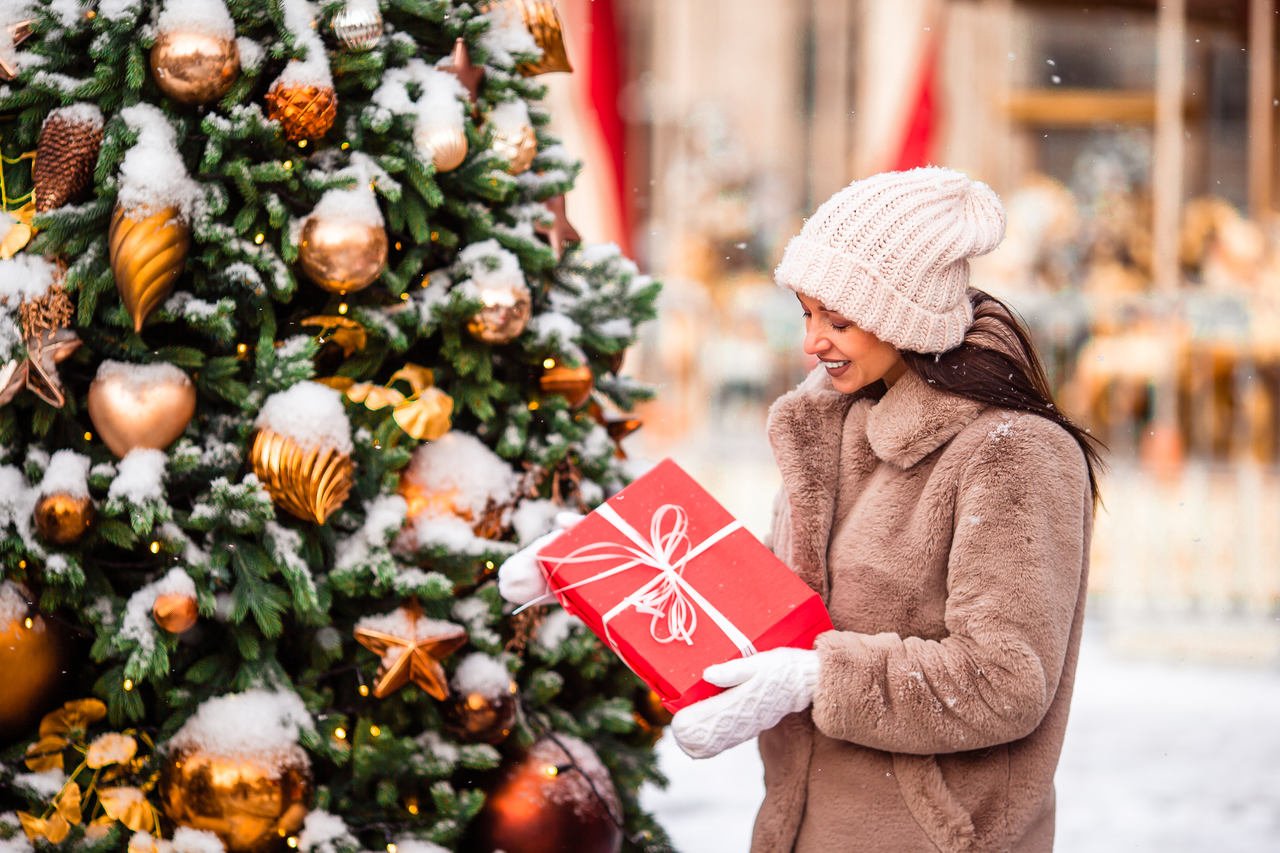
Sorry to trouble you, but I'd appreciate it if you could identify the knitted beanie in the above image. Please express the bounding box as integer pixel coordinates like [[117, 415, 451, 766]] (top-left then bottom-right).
[[775, 166, 1006, 353]]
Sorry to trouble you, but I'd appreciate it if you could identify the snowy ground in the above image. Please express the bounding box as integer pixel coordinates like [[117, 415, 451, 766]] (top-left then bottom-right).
[[641, 632, 1280, 852]]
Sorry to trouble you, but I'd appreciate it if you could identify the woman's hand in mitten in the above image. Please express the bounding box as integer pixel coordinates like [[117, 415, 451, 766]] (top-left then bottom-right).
[[496, 511, 583, 605], [670, 647, 819, 759]]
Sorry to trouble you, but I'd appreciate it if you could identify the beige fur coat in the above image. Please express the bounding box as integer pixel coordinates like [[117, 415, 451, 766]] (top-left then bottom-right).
[[752, 367, 1092, 852]]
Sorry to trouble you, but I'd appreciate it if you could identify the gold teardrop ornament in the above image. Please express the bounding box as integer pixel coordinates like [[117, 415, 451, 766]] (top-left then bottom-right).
[[108, 205, 190, 333], [250, 428, 354, 524]]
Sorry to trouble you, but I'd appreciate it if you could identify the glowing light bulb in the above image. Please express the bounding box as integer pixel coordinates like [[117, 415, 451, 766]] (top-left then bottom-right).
[[369, 725, 381, 737], [358, 684, 370, 697], [149, 541, 161, 554], [334, 727, 347, 740], [123, 679, 134, 692], [543, 358, 556, 369], [83, 431, 92, 441], [254, 233, 265, 244], [338, 303, 349, 315], [23, 617, 33, 629]]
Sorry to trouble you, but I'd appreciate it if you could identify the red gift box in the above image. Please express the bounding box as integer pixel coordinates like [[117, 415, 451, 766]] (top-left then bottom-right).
[[535, 458, 833, 712]]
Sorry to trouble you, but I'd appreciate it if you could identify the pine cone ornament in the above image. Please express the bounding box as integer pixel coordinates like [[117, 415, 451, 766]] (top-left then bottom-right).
[[265, 81, 337, 141], [33, 106, 104, 212]]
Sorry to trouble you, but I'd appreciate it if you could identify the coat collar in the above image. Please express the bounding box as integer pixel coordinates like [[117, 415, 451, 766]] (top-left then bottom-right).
[[866, 370, 986, 469]]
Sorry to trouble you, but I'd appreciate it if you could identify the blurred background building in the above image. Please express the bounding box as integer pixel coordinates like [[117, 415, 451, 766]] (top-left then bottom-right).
[[537, 1, 1280, 848]]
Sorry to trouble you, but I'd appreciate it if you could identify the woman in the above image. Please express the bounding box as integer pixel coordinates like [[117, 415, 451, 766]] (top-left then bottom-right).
[[501, 167, 1102, 852]]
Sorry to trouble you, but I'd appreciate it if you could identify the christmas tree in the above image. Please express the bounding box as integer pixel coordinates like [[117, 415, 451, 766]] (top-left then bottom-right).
[[0, 1, 671, 851]]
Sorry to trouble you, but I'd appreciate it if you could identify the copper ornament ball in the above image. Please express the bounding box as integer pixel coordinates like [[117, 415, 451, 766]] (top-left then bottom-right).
[[33, 492, 94, 545], [0, 601, 71, 742], [150, 30, 240, 105], [466, 283, 531, 345], [539, 363, 594, 408], [470, 736, 622, 853], [160, 743, 312, 853], [297, 215, 388, 294], [153, 593, 198, 635]]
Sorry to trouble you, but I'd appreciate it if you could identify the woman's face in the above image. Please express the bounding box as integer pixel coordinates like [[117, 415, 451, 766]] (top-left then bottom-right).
[[797, 293, 906, 394]]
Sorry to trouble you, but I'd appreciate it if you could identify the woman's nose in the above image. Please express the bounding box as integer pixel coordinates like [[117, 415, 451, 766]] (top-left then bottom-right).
[[802, 322, 827, 356]]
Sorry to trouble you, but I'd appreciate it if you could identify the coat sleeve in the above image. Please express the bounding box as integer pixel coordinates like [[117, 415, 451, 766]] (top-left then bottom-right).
[[809, 414, 1089, 755]]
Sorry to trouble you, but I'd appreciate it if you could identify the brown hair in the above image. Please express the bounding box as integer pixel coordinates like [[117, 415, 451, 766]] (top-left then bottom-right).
[[891, 289, 1105, 505]]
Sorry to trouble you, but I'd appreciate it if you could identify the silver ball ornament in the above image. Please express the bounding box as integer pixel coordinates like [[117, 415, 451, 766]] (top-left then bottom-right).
[[332, 2, 383, 52]]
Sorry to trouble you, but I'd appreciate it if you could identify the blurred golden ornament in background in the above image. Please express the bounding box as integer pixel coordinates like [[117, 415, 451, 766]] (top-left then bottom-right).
[[160, 743, 311, 852], [446, 680, 518, 744], [87, 365, 196, 458], [539, 362, 593, 408], [0, 586, 72, 742], [33, 492, 93, 545], [352, 601, 467, 699], [331, 1, 382, 51], [35, 109, 104, 212], [485, 0, 573, 76], [491, 121, 537, 175], [109, 204, 190, 333], [415, 122, 468, 172], [149, 29, 240, 105], [265, 78, 337, 141], [466, 279, 531, 344], [152, 592, 198, 634], [250, 428, 354, 524], [297, 213, 387, 294]]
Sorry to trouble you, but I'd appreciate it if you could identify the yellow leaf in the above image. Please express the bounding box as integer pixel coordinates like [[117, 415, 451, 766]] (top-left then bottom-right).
[[56, 781, 82, 825], [0, 201, 35, 260], [300, 314, 367, 356], [99, 786, 151, 832], [86, 732, 138, 769], [40, 698, 107, 738], [24, 735, 68, 771], [349, 383, 404, 411], [389, 363, 434, 394], [393, 387, 454, 440], [18, 811, 70, 844]]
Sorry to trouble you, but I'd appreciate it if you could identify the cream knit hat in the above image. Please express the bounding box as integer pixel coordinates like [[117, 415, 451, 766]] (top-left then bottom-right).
[[775, 166, 1006, 353]]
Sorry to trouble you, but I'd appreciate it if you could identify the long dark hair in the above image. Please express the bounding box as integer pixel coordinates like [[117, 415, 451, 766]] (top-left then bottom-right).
[[897, 289, 1105, 505]]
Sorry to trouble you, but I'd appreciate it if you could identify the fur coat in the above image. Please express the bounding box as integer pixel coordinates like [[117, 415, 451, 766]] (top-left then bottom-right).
[[751, 367, 1092, 852]]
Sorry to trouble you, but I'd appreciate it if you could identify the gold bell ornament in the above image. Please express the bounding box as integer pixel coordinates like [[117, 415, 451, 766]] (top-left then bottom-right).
[[149, 0, 241, 105], [159, 691, 313, 852], [250, 382, 355, 524], [87, 360, 197, 459], [297, 187, 388, 294]]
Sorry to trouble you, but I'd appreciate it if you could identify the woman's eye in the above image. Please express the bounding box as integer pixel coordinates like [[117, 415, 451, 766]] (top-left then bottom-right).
[[830, 322, 849, 331]]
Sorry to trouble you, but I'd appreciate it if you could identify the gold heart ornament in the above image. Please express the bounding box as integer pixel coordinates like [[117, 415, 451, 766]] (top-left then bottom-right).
[[87, 362, 197, 458]]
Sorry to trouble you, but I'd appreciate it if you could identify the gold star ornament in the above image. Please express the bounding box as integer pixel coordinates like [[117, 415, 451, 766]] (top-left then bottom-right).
[[353, 602, 467, 699]]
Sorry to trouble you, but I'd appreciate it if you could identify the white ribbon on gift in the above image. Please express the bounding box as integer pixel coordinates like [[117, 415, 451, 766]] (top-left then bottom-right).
[[521, 502, 758, 657]]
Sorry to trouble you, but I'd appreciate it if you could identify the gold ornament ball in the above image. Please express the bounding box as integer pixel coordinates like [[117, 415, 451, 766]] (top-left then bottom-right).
[[540, 363, 594, 408], [153, 593, 198, 635], [265, 80, 337, 141], [160, 744, 312, 853], [250, 428, 354, 525], [88, 366, 197, 459], [446, 682, 518, 744], [0, 599, 71, 742], [298, 214, 388, 294], [150, 29, 241, 105], [415, 123, 468, 173], [33, 492, 94, 545], [466, 282, 531, 345]]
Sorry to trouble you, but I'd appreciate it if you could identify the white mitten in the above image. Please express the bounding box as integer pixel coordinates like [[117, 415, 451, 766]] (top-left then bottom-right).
[[671, 646, 820, 759], [496, 511, 583, 605]]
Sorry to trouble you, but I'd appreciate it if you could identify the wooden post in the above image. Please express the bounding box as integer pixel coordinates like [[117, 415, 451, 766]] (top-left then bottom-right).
[[1248, 0, 1275, 220]]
